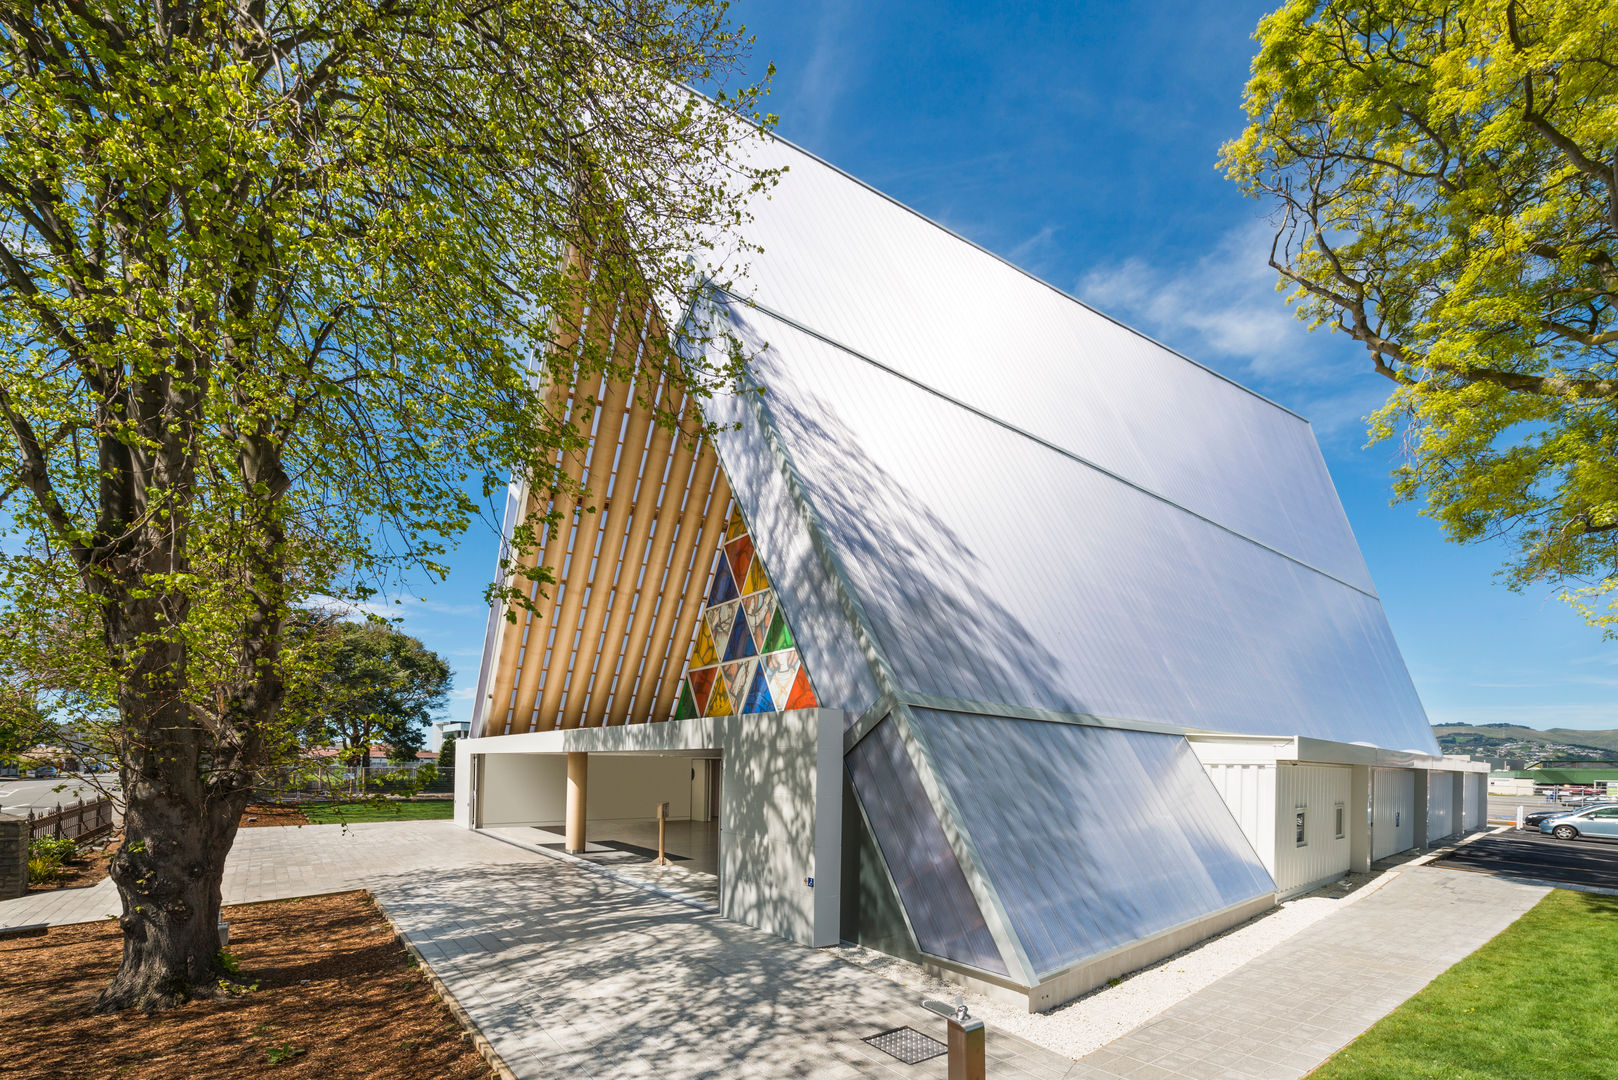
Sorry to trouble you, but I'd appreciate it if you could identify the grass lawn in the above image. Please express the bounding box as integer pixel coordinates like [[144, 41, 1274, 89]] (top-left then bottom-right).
[[1309, 889, 1618, 1079], [299, 800, 455, 824]]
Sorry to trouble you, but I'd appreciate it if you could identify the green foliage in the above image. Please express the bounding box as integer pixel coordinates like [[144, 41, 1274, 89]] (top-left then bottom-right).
[[217, 948, 241, 975], [439, 733, 458, 775], [289, 619, 450, 781], [300, 799, 453, 824], [0, 0, 773, 1006], [26, 854, 60, 884], [1309, 890, 1618, 1078], [28, 835, 77, 863], [1223, 0, 1618, 631], [265, 1045, 306, 1065]]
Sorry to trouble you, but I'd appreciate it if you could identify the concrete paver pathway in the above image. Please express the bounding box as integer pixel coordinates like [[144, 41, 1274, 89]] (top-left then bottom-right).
[[1067, 866, 1547, 1080]]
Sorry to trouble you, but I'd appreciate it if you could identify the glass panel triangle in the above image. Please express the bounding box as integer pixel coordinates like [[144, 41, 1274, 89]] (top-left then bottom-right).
[[785, 666, 818, 710], [673, 681, 698, 723], [721, 658, 757, 711], [743, 665, 775, 713], [763, 608, 795, 652], [762, 649, 799, 707], [724, 609, 757, 661], [706, 600, 738, 649], [689, 666, 717, 714], [724, 535, 754, 587], [706, 678, 733, 717], [726, 504, 748, 540], [742, 558, 770, 596], [691, 621, 718, 668], [742, 592, 774, 651], [707, 550, 738, 606]]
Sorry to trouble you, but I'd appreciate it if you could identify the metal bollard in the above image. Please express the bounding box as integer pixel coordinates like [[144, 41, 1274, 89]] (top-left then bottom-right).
[[1516, 805, 1525, 831], [924, 998, 985, 1080]]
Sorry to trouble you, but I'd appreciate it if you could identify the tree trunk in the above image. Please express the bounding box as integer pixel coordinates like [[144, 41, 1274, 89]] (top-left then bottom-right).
[[96, 775, 251, 1011]]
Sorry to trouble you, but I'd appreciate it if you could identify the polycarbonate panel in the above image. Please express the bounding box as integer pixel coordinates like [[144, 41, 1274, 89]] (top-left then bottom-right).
[[845, 716, 1008, 975], [703, 303, 1439, 753], [689, 134, 1372, 592], [910, 710, 1275, 978]]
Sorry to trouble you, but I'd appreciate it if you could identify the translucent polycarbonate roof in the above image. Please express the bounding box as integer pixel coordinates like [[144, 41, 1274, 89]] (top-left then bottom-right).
[[701, 300, 1438, 753], [910, 709, 1276, 978], [694, 133, 1373, 593]]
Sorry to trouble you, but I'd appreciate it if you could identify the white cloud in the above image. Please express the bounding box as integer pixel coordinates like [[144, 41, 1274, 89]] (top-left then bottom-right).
[[1075, 218, 1391, 443]]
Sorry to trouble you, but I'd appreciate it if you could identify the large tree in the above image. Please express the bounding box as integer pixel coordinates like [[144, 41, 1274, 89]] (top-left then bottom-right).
[[1222, 0, 1618, 629], [0, 0, 772, 1010], [295, 619, 451, 787]]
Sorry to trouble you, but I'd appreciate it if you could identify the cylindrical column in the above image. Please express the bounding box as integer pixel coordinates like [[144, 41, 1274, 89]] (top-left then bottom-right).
[[566, 752, 588, 853]]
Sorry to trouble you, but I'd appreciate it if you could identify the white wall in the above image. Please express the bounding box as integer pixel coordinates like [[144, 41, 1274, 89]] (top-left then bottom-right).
[[1201, 763, 1276, 873], [479, 753, 566, 826], [589, 756, 695, 822], [1427, 772, 1456, 841], [1274, 764, 1352, 896], [1372, 767, 1416, 859], [1463, 773, 1486, 831]]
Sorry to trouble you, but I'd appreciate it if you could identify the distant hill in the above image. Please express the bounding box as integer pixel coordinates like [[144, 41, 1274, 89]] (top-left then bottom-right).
[[1433, 723, 1618, 758]]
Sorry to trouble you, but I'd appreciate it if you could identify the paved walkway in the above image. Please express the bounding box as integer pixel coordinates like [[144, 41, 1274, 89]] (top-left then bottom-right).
[[4, 822, 1075, 1079], [0, 820, 528, 927], [1067, 866, 1547, 1080]]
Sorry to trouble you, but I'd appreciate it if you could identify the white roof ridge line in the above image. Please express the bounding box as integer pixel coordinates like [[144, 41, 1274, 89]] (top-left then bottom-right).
[[717, 288, 1380, 602], [747, 128, 1310, 425]]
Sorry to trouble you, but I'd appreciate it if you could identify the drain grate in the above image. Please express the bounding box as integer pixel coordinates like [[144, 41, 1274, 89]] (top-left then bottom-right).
[[861, 1026, 948, 1065]]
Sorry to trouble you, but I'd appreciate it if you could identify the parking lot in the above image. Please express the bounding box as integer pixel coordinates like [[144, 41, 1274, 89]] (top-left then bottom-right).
[[1434, 828, 1618, 892]]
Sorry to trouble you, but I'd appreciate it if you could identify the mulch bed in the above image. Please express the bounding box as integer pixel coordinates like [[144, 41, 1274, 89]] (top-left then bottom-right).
[[240, 804, 313, 828], [1, 890, 493, 1080], [25, 832, 121, 893]]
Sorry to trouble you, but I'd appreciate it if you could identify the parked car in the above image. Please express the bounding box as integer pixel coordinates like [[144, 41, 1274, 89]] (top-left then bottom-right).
[[1540, 805, 1618, 841], [1560, 792, 1611, 808]]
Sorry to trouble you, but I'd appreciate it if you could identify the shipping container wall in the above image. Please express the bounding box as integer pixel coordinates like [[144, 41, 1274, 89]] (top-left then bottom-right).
[[1202, 763, 1277, 873], [1372, 767, 1416, 860], [1428, 772, 1456, 841], [1273, 764, 1353, 896], [1463, 773, 1486, 831]]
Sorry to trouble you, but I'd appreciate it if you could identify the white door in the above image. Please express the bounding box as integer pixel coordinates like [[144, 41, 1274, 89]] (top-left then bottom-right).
[[1372, 768, 1415, 859], [1428, 772, 1455, 840]]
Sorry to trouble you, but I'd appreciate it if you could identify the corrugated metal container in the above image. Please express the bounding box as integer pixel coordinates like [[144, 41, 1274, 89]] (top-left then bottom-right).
[[1202, 763, 1276, 872], [704, 303, 1437, 751], [1427, 772, 1456, 840], [1463, 773, 1487, 831], [1372, 768, 1416, 859], [1273, 764, 1352, 896]]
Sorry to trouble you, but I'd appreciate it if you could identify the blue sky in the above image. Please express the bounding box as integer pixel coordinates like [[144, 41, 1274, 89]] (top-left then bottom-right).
[[404, 0, 1616, 742]]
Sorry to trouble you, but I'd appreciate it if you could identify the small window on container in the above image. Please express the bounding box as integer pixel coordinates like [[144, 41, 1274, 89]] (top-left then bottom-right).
[[1295, 809, 1307, 847], [1335, 804, 1346, 840]]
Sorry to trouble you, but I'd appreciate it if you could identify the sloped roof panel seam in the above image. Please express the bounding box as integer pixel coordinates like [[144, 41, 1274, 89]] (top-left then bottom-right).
[[722, 290, 1378, 602]]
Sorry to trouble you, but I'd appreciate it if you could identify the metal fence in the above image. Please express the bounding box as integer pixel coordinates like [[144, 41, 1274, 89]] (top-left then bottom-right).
[[27, 797, 115, 844]]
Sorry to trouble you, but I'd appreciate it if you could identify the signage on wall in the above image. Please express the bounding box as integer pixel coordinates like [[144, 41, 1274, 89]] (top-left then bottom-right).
[[805, 876, 815, 888]]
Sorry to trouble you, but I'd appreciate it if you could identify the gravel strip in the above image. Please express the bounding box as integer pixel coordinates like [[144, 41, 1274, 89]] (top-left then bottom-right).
[[829, 869, 1400, 1061]]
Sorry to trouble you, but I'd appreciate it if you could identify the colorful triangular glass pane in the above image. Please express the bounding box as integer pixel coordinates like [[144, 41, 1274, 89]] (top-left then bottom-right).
[[741, 591, 774, 651], [785, 666, 818, 710], [706, 677, 733, 717], [762, 649, 799, 707], [673, 681, 698, 723], [724, 535, 754, 586], [724, 608, 757, 661], [691, 621, 718, 668], [743, 666, 775, 713], [689, 666, 718, 714], [763, 608, 795, 652], [742, 557, 770, 596], [707, 551, 738, 606], [721, 657, 756, 705], [706, 600, 738, 650], [726, 504, 748, 540]]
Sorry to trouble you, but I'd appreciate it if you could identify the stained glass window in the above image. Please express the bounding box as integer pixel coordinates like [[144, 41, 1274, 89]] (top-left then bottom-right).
[[674, 502, 820, 719]]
